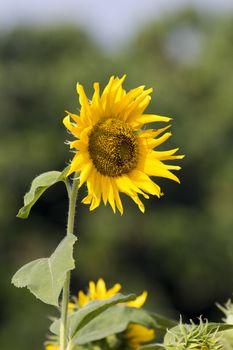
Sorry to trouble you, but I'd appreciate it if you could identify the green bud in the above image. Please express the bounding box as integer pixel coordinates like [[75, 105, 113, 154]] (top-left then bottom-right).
[[163, 318, 223, 350]]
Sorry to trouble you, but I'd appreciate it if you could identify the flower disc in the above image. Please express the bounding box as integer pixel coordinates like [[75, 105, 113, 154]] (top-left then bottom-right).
[[88, 118, 139, 177]]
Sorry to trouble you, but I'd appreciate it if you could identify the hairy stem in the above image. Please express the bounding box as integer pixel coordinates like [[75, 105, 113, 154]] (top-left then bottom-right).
[[60, 177, 79, 350]]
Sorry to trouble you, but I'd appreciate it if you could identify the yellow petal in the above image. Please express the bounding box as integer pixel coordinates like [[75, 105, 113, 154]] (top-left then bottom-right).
[[81, 193, 92, 204], [106, 283, 122, 297], [142, 157, 181, 183], [104, 75, 126, 114], [149, 132, 172, 149], [124, 90, 153, 122], [108, 179, 116, 213], [89, 281, 96, 299], [126, 324, 155, 347], [96, 278, 107, 298], [127, 291, 147, 308], [79, 163, 93, 188], [90, 175, 102, 210], [78, 290, 89, 307], [152, 148, 184, 160], [115, 85, 145, 118], [101, 76, 115, 111], [45, 344, 60, 350], [65, 110, 80, 124], [129, 170, 161, 197], [68, 302, 76, 311], [76, 83, 93, 124], [68, 152, 89, 176], [133, 113, 171, 125], [101, 176, 109, 205], [69, 140, 87, 150], [112, 184, 124, 215], [63, 115, 80, 138], [116, 175, 148, 199]]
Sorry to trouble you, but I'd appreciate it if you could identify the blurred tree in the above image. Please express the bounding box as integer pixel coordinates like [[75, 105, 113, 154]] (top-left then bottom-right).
[[120, 8, 233, 317]]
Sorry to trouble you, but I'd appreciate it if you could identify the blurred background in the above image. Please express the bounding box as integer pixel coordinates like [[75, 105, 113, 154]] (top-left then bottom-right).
[[0, 0, 233, 349]]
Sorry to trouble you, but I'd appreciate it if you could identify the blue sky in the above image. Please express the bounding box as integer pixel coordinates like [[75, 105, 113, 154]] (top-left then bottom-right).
[[1, 0, 233, 47]]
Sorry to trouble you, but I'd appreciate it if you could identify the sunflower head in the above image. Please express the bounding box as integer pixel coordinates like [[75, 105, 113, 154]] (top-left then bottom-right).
[[68, 278, 147, 310], [164, 319, 223, 350], [88, 117, 139, 177], [124, 323, 155, 349], [64, 75, 184, 214], [45, 343, 59, 350]]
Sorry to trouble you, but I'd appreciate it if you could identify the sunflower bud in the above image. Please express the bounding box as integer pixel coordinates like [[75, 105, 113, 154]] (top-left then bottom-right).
[[164, 318, 222, 350]]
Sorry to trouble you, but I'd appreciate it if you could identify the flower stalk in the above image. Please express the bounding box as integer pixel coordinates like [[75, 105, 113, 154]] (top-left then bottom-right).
[[60, 177, 79, 350]]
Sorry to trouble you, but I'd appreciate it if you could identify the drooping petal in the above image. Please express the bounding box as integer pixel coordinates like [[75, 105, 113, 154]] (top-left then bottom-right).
[[79, 162, 93, 188], [142, 156, 181, 183], [129, 170, 161, 197], [67, 152, 88, 176], [108, 179, 116, 213], [115, 176, 146, 213], [152, 148, 185, 161], [63, 115, 81, 138], [69, 139, 87, 150], [127, 291, 148, 308], [106, 283, 122, 297], [112, 184, 124, 215]]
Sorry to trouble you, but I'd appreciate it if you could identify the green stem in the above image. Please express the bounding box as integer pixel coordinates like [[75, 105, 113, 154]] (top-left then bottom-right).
[[60, 176, 79, 350]]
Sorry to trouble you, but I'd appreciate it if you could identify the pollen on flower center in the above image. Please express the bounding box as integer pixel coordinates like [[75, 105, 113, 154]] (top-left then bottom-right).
[[88, 118, 139, 177]]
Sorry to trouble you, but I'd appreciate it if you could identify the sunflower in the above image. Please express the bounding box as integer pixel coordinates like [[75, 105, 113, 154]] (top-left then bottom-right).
[[68, 278, 147, 310], [45, 279, 154, 350], [45, 344, 59, 350], [68, 278, 155, 349], [64, 75, 183, 214], [124, 323, 155, 349]]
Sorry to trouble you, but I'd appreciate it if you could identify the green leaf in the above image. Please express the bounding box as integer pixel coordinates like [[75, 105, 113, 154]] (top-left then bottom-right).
[[71, 304, 156, 345], [17, 167, 69, 219], [149, 311, 177, 332], [207, 323, 233, 333], [51, 293, 136, 336], [12, 233, 77, 306]]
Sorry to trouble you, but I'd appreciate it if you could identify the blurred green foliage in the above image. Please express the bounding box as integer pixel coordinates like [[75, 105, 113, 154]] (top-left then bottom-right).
[[0, 9, 233, 350]]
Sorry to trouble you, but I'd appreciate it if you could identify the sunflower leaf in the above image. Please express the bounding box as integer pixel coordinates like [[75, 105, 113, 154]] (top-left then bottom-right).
[[11, 233, 77, 306], [149, 311, 177, 332], [207, 323, 233, 332], [70, 305, 156, 345], [50, 294, 136, 336], [17, 167, 69, 219]]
